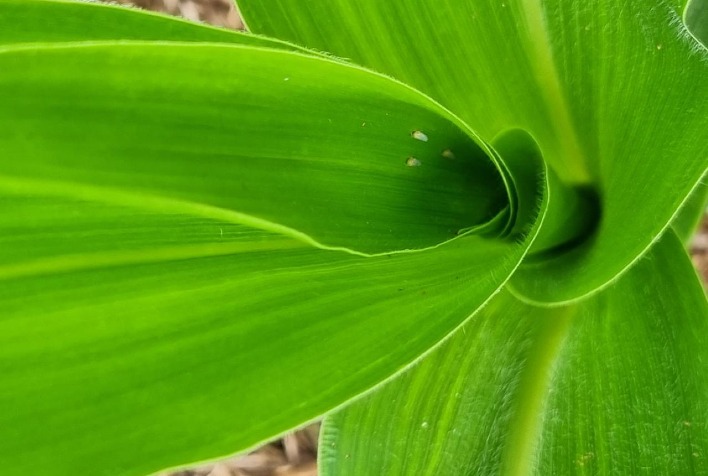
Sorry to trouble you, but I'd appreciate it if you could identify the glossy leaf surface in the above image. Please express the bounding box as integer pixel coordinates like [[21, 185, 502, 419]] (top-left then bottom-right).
[[0, 42, 507, 254], [1, 0, 706, 474], [238, 0, 708, 303], [321, 231, 708, 474], [0, 38, 544, 474]]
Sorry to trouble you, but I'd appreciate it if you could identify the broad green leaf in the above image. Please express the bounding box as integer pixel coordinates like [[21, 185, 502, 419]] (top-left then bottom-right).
[[491, 129, 599, 254], [0, 41, 549, 474], [321, 230, 708, 475], [238, 0, 708, 303], [0, 42, 508, 254], [0, 203, 522, 475]]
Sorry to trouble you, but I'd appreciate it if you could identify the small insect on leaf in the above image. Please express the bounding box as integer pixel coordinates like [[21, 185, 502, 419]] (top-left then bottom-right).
[[412, 130, 428, 142], [406, 157, 422, 167]]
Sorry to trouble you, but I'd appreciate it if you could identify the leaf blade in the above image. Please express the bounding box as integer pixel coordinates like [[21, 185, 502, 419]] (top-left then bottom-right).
[[320, 230, 708, 475], [0, 191, 533, 475], [0, 40, 544, 474], [0, 42, 507, 254], [238, 0, 708, 303]]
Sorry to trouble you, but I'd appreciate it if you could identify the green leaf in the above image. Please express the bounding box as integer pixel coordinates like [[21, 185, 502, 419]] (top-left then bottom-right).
[[3, 2, 704, 475], [0, 42, 508, 254], [238, 0, 708, 303], [0, 40, 547, 474], [320, 230, 708, 475], [0, 208, 525, 475], [672, 179, 708, 244]]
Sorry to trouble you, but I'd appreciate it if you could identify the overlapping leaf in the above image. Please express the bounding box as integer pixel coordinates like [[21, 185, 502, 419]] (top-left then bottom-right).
[[321, 231, 708, 474], [0, 20, 547, 473], [0, 42, 511, 253], [1, 0, 706, 474], [238, 0, 708, 303]]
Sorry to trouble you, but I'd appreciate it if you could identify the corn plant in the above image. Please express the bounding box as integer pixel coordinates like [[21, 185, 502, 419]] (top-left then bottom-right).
[[1, 0, 707, 474]]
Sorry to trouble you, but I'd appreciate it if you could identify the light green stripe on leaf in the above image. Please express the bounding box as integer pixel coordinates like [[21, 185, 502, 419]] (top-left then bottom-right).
[[0, 36, 551, 475], [320, 230, 708, 475], [0, 42, 508, 254], [0, 189, 542, 475]]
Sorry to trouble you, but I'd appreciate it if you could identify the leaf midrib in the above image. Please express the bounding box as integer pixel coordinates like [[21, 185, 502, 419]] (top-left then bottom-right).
[[519, 0, 590, 184], [500, 304, 575, 475], [0, 174, 365, 258]]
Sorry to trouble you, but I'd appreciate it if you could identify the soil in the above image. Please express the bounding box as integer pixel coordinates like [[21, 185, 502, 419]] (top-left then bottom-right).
[[691, 214, 708, 285], [110, 0, 243, 29], [161, 426, 319, 476]]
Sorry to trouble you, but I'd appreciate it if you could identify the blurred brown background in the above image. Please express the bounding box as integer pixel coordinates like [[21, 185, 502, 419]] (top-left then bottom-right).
[[112, 0, 243, 29]]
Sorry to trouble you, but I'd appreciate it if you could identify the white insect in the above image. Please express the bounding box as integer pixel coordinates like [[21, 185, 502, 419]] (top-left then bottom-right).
[[412, 130, 429, 142], [406, 157, 422, 167]]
